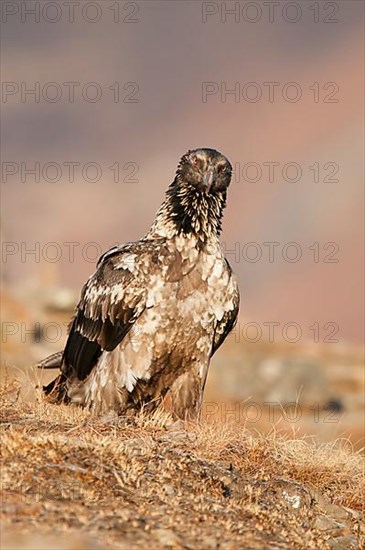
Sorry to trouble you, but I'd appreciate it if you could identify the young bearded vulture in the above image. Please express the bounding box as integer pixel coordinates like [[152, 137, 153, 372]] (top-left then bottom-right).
[[40, 148, 240, 418]]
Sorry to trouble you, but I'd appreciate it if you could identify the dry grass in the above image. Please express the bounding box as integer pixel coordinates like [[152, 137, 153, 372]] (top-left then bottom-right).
[[1, 376, 364, 550]]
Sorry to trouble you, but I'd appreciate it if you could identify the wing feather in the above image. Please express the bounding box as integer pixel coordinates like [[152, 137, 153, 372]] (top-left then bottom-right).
[[62, 241, 160, 381], [211, 260, 239, 356]]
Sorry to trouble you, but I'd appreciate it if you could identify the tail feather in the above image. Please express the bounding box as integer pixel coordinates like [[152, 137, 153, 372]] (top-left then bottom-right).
[[37, 351, 63, 370]]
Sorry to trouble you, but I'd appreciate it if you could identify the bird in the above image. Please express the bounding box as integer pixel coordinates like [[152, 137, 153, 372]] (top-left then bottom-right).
[[40, 148, 240, 418]]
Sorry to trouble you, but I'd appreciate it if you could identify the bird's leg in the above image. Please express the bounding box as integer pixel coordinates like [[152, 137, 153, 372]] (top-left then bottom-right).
[[170, 364, 209, 420]]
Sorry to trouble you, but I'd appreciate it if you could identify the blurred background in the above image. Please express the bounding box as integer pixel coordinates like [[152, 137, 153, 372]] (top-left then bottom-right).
[[1, 1, 364, 446]]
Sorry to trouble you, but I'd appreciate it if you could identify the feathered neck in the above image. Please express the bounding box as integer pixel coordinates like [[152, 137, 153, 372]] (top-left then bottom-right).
[[146, 177, 227, 243]]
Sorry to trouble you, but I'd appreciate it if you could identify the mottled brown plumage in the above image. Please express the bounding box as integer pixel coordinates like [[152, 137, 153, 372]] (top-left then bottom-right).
[[42, 148, 239, 418]]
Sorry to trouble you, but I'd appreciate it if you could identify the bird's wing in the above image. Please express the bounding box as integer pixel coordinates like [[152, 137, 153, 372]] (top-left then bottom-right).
[[211, 259, 240, 356], [62, 241, 161, 381]]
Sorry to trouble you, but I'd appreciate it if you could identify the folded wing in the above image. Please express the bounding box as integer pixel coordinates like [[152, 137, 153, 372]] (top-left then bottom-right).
[[62, 243, 154, 381]]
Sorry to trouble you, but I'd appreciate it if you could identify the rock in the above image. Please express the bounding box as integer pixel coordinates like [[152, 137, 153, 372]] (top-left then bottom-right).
[[153, 528, 184, 549], [1, 532, 100, 549], [201, 535, 219, 549], [313, 515, 346, 535], [327, 535, 359, 549], [261, 478, 312, 511], [343, 506, 362, 521], [319, 503, 352, 522]]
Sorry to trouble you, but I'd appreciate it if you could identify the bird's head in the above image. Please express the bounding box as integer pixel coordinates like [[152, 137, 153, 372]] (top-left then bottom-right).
[[150, 148, 232, 240], [176, 148, 232, 194]]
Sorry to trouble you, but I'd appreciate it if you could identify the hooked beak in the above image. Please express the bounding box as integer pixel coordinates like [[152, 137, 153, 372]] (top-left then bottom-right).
[[202, 169, 215, 192]]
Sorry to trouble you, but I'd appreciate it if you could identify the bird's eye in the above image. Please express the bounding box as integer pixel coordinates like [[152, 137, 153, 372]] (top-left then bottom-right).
[[193, 158, 199, 167]]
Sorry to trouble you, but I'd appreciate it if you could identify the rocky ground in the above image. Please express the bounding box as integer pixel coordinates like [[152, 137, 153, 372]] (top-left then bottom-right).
[[1, 378, 364, 550]]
